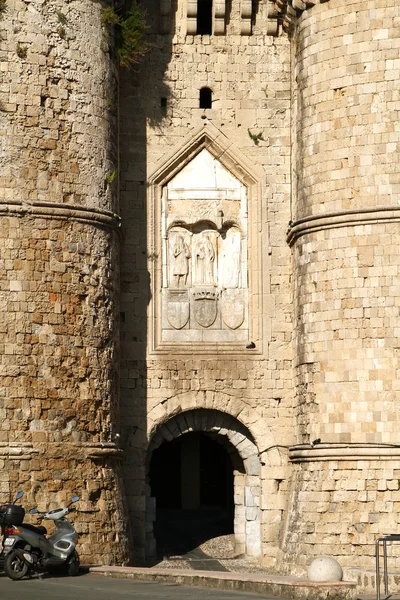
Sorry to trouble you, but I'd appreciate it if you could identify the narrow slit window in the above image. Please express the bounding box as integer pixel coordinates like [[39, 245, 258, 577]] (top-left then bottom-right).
[[197, 0, 212, 34], [200, 87, 212, 109]]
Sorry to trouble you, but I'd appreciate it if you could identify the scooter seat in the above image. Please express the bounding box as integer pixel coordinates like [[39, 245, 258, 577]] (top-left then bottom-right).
[[22, 523, 47, 535]]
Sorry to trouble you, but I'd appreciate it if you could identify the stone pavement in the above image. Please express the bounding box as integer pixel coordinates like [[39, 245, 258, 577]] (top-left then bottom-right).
[[0, 572, 284, 600]]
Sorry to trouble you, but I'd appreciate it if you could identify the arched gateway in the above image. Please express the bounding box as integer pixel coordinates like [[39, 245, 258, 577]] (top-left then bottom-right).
[[145, 409, 261, 560]]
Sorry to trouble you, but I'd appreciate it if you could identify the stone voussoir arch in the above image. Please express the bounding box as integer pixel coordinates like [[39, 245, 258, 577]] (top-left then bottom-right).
[[147, 407, 259, 476], [147, 390, 275, 456]]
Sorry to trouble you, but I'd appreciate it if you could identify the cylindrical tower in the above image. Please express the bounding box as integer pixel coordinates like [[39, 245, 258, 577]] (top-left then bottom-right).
[[285, 0, 400, 571], [0, 0, 131, 563]]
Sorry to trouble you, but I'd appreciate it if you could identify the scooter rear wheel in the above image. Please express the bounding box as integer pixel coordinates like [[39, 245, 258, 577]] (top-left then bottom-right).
[[4, 550, 29, 580]]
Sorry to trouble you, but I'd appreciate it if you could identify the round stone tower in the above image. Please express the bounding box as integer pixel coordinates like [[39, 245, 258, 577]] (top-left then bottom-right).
[[283, 0, 400, 570], [0, 0, 131, 564]]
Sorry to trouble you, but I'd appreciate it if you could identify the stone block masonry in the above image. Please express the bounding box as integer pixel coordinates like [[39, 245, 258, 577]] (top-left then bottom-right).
[[2, 0, 400, 585], [0, 213, 132, 565], [286, 0, 400, 574], [0, 0, 132, 565], [0, 0, 118, 210], [119, 0, 400, 579], [119, 0, 294, 565]]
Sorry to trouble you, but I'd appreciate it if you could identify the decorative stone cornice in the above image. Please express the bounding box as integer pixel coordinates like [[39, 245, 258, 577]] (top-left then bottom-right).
[[215, 0, 227, 35], [290, 443, 400, 462], [287, 206, 400, 246], [267, 0, 325, 36], [0, 442, 123, 460], [0, 200, 121, 231], [0, 443, 39, 460]]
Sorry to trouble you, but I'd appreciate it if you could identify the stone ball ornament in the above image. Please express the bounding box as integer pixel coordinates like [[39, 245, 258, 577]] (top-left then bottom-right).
[[307, 557, 343, 582]]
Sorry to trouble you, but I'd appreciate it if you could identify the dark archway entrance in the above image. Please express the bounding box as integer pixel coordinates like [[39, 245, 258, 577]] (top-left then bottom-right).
[[145, 409, 261, 562], [149, 432, 234, 556]]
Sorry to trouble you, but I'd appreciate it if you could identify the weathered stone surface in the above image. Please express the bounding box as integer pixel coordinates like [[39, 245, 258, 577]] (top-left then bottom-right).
[[2, 0, 400, 585], [0, 0, 131, 566], [285, 0, 400, 575], [119, 0, 292, 567]]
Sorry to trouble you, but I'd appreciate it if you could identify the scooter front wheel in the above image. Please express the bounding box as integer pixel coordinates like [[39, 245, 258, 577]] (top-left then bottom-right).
[[4, 550, 29, 580], [67, 550, 80, 576]]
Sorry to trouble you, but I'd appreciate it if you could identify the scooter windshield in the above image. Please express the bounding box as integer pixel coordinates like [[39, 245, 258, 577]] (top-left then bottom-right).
[[55, 519, 75, 533]]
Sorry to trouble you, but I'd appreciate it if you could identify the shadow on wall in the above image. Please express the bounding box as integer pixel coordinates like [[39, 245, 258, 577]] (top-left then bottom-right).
[[118, 0, 174, 565]]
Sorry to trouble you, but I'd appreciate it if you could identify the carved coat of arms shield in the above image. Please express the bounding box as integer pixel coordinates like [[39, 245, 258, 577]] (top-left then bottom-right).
[[167, 291, 190, 329], [221, 289, 245, 330], [193, 290, 218, 328]]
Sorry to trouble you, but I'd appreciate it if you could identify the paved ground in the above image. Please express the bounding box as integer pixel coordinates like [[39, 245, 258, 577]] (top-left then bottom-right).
[[152, 531, 271, 573], [0, 571, 278, 599]]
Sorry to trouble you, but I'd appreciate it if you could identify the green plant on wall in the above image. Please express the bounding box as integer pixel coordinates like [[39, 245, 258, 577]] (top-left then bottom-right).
[[56, 10, 67, 25], [101, 2, 149, 68], [55, 11, 67, 39], [248, 129, 264, 145], [105, 169, 117, 186], [0, 0, 7, 20], [101, 6, 120, 27]]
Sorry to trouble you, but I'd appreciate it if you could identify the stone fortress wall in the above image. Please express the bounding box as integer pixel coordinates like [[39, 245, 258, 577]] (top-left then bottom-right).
[[118, 0, 294, 565], [284, 0, 400, 573], [0, 0, 130, 565], [120, 0, 400, 574], [1, 0, 400, 580]]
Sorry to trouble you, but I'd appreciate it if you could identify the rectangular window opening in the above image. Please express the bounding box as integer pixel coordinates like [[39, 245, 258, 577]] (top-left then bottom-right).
[[197, 0, 212, 34]]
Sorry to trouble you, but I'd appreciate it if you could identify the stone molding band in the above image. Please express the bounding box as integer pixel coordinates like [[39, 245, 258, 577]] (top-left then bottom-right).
[[8, 441, 400, 462], [0, 442, 123, 460], [290, 444, 400, 462], [0, 199, 121, 231], [287, 206, 400, 246]]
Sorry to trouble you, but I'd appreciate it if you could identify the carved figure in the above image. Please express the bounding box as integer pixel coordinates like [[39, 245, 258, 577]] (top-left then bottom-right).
[[195, 233, 215, 285], [222, 233, 241, 288], [171, 235, 190, 287]]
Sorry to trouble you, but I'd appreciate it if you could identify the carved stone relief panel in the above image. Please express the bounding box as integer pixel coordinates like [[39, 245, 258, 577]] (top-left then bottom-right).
[[161, 149, 249, 344]]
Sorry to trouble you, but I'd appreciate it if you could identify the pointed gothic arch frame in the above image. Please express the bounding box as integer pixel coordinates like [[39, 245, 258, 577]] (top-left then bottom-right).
[[147, 123, 264, 354]]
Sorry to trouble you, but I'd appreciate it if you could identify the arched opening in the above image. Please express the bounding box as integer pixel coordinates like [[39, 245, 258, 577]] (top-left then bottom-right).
[[149, 432, 236, 556], [145, 409, 261, 563], [200, 87, 212, 109], [197, 0, 213, 34]]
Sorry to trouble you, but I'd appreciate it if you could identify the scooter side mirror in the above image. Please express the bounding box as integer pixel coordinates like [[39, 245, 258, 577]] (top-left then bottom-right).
[[29, 508, 38, 514], [14, 491, 23, 501], [71, 496, 79, 503]]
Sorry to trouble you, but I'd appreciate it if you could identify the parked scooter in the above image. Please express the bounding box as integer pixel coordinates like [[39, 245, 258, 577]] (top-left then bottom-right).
[[0, 491, 24, 560], [2, 495, 80, 580]]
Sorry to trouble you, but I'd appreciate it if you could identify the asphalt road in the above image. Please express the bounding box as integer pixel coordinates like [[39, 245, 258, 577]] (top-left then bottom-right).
[[0, 572, 278, 600]]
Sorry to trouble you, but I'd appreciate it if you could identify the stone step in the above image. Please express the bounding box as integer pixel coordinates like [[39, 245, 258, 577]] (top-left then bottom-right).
[[90, 565, 357, 600]]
